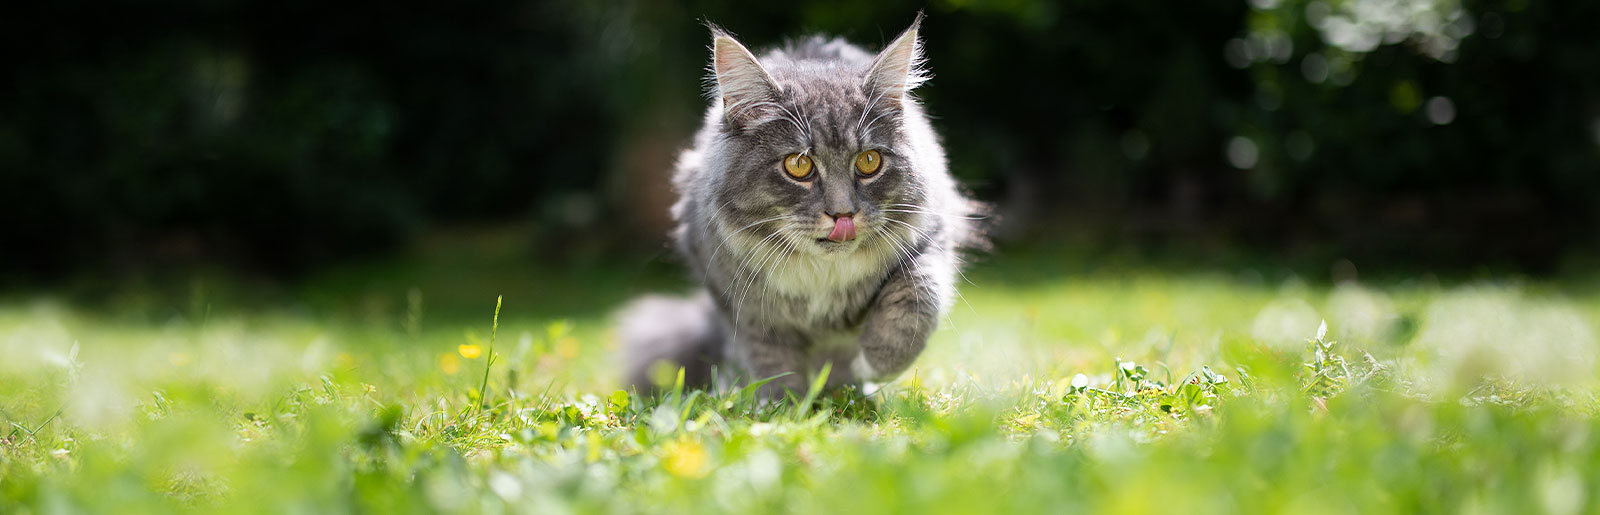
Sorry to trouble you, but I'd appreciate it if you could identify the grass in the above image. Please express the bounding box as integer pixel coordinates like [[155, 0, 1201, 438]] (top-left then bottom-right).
[[2, 244, 1599, 514]]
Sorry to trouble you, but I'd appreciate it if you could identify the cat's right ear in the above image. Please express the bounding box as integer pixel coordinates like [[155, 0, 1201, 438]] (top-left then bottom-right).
[[864, 13, 928, 105], [711, 30, 780, 126]]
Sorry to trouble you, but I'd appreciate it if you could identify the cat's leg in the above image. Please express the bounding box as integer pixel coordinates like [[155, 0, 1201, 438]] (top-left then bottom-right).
[[816, 342, 863, 389], [728, 326, 810, 399], [852, 257, 947, 383]]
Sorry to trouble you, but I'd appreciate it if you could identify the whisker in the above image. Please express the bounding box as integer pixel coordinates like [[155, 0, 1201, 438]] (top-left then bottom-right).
[[732, 226, 796, 328], [855, 87, 891, 136], [724, 227, 788, 298], [880, 228, 973, 325], [861, 108, 898, 137], [707, 214, 793, 271], [725, 227, 790, 341], [880, 209, 989, 221]]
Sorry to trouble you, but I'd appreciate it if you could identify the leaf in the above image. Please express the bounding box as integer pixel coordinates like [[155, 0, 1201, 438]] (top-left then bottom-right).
[[1181, 383, 1204, 406]]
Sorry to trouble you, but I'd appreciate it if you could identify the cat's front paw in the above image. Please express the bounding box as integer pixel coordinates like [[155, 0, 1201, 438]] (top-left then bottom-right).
[[850, 353, 880, 382]]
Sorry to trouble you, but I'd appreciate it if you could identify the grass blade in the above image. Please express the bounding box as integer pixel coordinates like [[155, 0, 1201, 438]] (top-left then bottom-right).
[[475, 295, 502, 413]]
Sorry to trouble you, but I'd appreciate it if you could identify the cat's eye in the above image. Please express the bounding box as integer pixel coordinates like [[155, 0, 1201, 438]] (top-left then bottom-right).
[[783, 153, 814, 179], [854, 150, 883, 176]]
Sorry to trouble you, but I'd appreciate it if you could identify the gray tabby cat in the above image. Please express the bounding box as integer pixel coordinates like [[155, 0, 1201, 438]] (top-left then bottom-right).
[[620, 15, 978, 396]]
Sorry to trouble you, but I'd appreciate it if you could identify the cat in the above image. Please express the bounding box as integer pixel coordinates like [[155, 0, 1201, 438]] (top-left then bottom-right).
[[620, 14, 980, 397]]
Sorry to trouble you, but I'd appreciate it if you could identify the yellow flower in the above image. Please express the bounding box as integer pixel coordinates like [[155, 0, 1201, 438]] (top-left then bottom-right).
[[662, 437, 710, 479], [458, 344, 482, 359], [556, 337, 579, 359], [439, 353, 461, 375]]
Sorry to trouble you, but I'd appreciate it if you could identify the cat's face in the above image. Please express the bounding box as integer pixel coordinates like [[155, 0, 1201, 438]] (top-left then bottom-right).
[[707, 21, 928, 260], [710, 78, 923, 259]]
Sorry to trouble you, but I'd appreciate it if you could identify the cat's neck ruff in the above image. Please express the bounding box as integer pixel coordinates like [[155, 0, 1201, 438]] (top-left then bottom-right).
[[761, 244, 893, 298], [758, 241, 894, 325]]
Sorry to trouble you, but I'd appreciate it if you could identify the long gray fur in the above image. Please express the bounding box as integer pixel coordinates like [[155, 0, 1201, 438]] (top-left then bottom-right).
[[620, 15, 979, 395]]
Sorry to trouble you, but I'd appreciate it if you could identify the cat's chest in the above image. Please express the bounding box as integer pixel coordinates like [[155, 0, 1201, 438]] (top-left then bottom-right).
[[763, 253, 887, 325]]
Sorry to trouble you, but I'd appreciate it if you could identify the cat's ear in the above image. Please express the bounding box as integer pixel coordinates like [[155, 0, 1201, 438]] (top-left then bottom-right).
[[711, 30, 780, 125], [864, 13, 929, 105]]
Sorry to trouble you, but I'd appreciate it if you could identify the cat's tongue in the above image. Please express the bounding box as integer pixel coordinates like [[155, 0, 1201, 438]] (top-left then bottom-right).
[[827, 216, 856, 242]]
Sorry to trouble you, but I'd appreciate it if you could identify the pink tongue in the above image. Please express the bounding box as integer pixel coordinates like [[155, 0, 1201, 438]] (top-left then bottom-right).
[[827, 217, 856, 242]]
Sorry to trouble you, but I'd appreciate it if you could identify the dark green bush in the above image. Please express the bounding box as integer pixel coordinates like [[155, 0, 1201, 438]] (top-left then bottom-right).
[[3, 0, 1594, 275]]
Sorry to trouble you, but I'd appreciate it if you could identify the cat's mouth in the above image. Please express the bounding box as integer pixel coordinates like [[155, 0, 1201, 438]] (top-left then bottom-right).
[[810, 238, 860, 257], [811, 229, 868, 251], [813, 231, 860, 245]]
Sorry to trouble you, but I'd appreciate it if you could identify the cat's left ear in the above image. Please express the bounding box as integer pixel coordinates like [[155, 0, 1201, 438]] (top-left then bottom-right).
[[864, 13, 929, 104]]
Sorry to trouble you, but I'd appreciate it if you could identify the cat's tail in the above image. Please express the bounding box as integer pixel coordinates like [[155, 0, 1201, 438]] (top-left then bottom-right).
[[616, 290, 724, 392]]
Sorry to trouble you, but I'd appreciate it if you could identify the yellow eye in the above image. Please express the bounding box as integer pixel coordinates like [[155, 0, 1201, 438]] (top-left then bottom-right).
[[854, 149, 882, 176], [783, 153, 813, 179]]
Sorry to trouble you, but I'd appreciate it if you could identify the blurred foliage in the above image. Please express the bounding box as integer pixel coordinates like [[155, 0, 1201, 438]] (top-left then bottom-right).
[[3, 0, 1597, 277], [1233, 0, 1600, 266], [3, 0, 621, 274]]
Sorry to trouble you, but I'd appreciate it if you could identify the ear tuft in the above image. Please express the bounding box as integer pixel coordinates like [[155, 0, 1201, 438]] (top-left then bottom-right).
[[711, 32, 780, 125], [864, 13, 929, 104]]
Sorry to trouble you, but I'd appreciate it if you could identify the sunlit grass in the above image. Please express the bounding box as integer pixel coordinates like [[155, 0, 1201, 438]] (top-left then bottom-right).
[[2, 254, 1599, 513]]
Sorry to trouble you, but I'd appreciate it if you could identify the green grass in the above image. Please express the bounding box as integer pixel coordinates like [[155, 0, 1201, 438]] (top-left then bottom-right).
[[3, 247, 1600, 514]]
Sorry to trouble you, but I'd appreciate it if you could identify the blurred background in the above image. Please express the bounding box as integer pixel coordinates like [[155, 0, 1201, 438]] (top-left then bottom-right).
[[4, 0, 1598, 290], [7, 3, 1600, 509]]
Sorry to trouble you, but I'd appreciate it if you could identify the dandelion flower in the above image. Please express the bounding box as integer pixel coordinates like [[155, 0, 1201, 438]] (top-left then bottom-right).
[[662, 437, 710, 479]]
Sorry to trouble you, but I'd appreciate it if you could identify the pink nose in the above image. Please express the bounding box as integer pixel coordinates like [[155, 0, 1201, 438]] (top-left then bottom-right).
[[827, 215, 856, 242]]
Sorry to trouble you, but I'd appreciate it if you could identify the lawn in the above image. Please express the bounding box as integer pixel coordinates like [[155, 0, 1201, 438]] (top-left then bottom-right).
[[3, 242, 1599, 514]]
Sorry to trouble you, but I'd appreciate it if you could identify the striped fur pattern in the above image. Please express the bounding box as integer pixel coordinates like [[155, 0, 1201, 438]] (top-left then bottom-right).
[[621, 14, 980, 396]]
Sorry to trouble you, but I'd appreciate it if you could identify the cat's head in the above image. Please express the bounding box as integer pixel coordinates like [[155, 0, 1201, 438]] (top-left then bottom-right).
[[705, 15, 934, 260]]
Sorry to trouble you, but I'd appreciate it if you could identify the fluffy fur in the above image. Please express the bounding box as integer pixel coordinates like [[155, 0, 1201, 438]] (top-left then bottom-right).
[[620, 15, 979, 395]]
